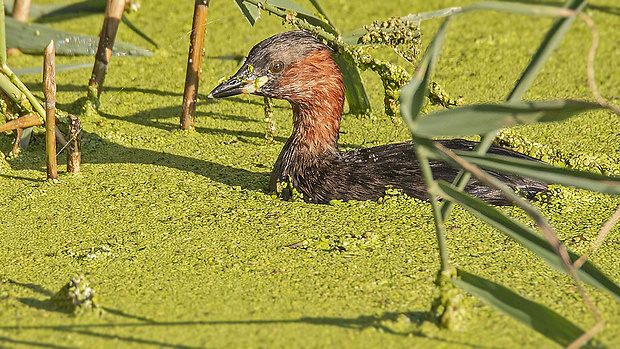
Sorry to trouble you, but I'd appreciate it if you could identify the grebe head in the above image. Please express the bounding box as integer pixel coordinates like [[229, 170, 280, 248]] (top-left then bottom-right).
[[208, 30, 343, 108]]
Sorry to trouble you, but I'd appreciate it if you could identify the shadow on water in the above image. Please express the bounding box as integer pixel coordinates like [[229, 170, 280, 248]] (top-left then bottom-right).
[[3, 280, 501, 349], [2, 131, 270, 193]]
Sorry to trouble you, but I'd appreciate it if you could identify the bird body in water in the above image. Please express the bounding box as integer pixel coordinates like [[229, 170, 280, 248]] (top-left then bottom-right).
[[209, 30, 547, 205]]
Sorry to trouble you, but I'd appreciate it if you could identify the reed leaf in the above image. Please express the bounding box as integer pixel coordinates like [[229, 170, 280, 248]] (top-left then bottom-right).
[[233, 0, 261, 25], [400, 18, 451, 127], [451, 269, 585, 346], [121, 14, 158, 49], [4, 0, 104, 20], [411, 100, 605, 138], [424, 150, 620, 195], [436, 180, 620, 303], [234, 0, 335, 34], [334, 54, 371, 114], [506, 0, 586, 101], [6, 16, 152, 56]]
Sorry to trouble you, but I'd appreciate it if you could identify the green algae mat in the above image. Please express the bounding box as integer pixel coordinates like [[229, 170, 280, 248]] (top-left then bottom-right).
[[1, 0, 620, 347]]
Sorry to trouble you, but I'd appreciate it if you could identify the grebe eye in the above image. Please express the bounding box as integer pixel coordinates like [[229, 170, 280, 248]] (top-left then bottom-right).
[[270, 60, 285, 74]]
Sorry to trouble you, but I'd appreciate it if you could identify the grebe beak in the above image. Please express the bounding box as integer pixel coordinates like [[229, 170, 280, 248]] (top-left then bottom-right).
[[208, 71, 269, 99]]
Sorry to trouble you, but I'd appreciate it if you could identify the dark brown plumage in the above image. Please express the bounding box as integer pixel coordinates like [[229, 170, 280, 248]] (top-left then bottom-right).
[[208, 30, 548, 205]]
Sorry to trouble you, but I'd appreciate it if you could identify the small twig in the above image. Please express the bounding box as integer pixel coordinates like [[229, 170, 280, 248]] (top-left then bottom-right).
[[567, 319, 606, 349], [574, 205, 620, 269], [0, 113, 42, 133], [44, 41, 57, 180], [88, 0, 125, 100], [180, 0, 210, 130], [578, 12, 620, 116]]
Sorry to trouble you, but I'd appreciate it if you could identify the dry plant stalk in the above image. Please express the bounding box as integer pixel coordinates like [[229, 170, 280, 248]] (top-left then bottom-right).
[[12, 0, 31, 22], [0, 113, 42, 133], [88, 0, 125, 99], [66, 114, 82, 173], [44, 41, 57, 180], [574, 205, 620, 269], [180, 0, 210, 130]]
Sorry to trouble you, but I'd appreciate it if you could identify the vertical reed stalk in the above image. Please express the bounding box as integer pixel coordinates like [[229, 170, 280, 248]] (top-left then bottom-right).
[[44, 41, 57, 180], [180, 0, 210, 130], [66, 114, 82, 173], [88, 0, 125, 99], [12, 0, 31, 22]]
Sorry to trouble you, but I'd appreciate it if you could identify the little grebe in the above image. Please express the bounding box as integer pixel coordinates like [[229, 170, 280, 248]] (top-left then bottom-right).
[[208, 31, 547, 205]]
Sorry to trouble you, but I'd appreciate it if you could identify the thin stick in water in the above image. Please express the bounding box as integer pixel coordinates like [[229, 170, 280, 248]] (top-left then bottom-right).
[[0, 113, 42, 133], [44, 41, 57, 180], [66, 114, 82, 174], [180, 0, 210, 130], [88, 0, 125, 99], [12, 0, 31, 22]]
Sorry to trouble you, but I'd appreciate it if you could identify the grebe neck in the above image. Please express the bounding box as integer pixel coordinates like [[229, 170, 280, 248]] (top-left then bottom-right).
[[278, 48, 345, 158]]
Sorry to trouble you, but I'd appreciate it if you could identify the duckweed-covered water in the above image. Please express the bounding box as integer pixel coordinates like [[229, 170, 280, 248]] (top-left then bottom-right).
[[1, 0, 619, 347]]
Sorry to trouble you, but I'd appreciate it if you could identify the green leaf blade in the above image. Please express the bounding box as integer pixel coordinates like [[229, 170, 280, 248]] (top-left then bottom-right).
[[6, 17, 152, 57], [452, 269, 584, 346], [436, 180, 620, 303], [400, 18, 451, 128], [334, 54, 371, 114], [412, 100, 605, 138], [233, 0, 261, 26], [451, 152, 620, 195]]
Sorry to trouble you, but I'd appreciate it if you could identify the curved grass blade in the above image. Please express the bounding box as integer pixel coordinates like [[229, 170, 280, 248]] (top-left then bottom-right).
[[268, 0, 336, 35], [14, 63, 92, 76], [400, 18, 451, 128], [505, 0, 587, 101], [436, 180, 620, 303], [334, 54, 371, 114], [268, 0, 321, 20], [464, 2, 577, 18], [452, 269, 585, 346], [6, 16, 153, 56], [235, 0, 336, 34], [121, 13, 158, 49], [442, 0, 588, 219], [412, 100, 605, 138], [434, 151, 620, 195], [308, 0, 336, 29], [234, 0, 260, 25]]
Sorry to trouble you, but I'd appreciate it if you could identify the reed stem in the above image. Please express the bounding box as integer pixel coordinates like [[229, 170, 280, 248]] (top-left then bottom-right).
[[44, 41, 57, 180], [180, 0, 210, 130], [12, 0, 31, 22], [66, 114, 81, 173], [88, 0, 125, 100]]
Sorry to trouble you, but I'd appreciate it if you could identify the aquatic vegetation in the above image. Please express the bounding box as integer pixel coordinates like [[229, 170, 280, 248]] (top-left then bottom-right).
[[0, 0, 619, 347]]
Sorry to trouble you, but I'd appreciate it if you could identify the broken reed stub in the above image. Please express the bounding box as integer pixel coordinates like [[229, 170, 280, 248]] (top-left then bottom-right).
[[67, 114, 82, 173], [43, 40, 57, 180], [88, 0, 125, 99]]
